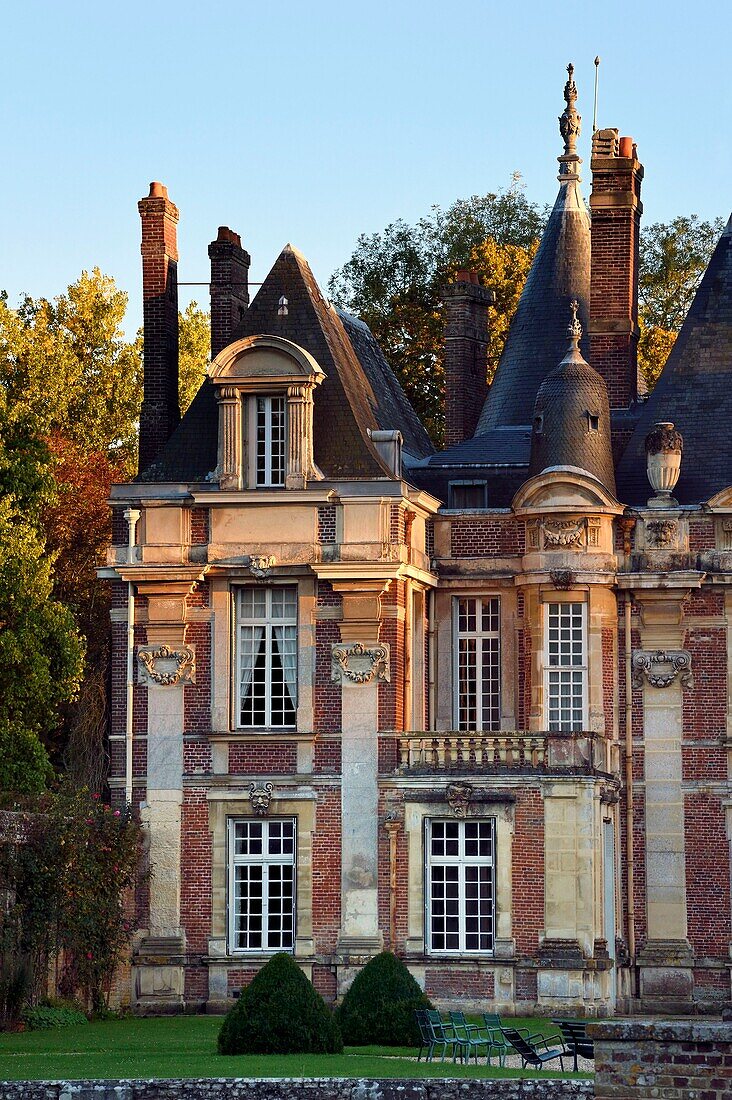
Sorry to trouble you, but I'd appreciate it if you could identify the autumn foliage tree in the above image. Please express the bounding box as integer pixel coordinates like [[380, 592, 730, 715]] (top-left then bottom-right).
[[329, 181, 544, 442], [638, 215, 725, 387]]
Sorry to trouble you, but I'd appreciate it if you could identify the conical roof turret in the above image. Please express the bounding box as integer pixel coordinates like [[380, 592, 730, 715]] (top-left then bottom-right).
[[529, 301, 616, 494], [475, 64, 591, 434]]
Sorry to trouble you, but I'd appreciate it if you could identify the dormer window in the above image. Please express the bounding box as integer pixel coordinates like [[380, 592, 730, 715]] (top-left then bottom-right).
[[254, 396, 286, 487], [208, 335, 325, 490]]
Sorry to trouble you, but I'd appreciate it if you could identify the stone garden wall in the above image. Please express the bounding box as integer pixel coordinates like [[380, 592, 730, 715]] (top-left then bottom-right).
[[0, 1079, 592, 1100]]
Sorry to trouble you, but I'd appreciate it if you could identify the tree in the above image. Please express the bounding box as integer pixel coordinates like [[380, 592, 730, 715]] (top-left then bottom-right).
[[638, 215, 725, 387], [0, 271, 142, 472], [0, 402, 84, 793], [179, 301, 211, 414], [328, 181, 545, 442]]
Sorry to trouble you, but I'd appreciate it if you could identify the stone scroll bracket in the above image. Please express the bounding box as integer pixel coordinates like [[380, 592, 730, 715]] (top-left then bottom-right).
[[331, 641, 390, 685], [631, 649, 693, 691], [137, 643, 196, 686]]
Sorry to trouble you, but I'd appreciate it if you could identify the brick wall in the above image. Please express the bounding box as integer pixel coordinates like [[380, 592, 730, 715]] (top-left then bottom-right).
[[689, 514, 716, 552], [683, 626, 727, 739], [317, 504, 336, 543], [425, 966, 495, 1001], [450, 516, 524, 557], [312, 788, 341, 952], [190, 507, 210, 545], [592, 1019, 732, 1100], [512, 788, 544, 954], [315, 582, 341, 733], [378, 581, 405, 731], [180, 787, 212, 961], [229, 742, 297, 775], [184, 621, 211, 733], [684, 792, 731, 959]]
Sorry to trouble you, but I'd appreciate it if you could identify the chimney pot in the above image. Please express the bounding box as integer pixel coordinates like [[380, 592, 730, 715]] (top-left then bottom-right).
[[469, 271, 479, 285], [149, 181, 167, 198], [217, 226, 242, 247], [619, 136, 633, 158]]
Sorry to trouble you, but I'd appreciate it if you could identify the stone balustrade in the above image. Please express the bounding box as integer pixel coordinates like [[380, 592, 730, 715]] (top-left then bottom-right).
[[397, 730, 612, 774]]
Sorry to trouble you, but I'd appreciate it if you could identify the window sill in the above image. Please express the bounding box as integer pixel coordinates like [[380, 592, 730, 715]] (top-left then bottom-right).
[[210, 731, 314, 742]]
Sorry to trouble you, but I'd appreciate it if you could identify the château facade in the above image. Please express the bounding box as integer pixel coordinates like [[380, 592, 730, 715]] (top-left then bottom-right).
[[103, 69, 732, 1016]]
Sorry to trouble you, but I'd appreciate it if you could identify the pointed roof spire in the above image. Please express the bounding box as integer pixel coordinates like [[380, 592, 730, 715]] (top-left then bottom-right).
[[558, 62, 582, 182], [474, 69, 590, 435]]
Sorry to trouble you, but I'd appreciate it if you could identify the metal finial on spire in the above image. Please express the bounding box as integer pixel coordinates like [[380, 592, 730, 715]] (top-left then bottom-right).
[[567, 298, 583, 342], [558, 62, 582, 178]]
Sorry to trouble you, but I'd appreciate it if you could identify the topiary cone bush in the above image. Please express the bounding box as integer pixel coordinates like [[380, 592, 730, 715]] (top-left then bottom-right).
[[335, 951, 433, 1046], [217, 953, 342, 1055]]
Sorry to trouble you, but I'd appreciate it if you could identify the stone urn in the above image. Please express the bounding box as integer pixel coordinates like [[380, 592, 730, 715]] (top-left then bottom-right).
[[645, 422, 683, 507]]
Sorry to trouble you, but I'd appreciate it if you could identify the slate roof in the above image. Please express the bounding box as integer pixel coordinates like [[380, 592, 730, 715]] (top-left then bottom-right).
[[475, 176, 591, 434], [528, 329, 616, 496], [337, 310, 434, 461], [138, 245, 433, 483], [616, 216, 732, 505]]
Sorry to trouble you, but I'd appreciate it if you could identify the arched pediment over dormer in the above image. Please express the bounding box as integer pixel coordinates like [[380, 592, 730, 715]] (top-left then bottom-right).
[[209, 334, 326, 389], [208, 335, 325, 491], [706, 486, 732, 512], [512, 465, 624, 517]]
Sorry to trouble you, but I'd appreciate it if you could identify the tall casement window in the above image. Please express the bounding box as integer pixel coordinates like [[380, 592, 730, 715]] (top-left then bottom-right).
[[252, 395, 286, 487], [228, 818, 296, 953], [237, 587, 297, 728], [454, 597, 501, 731], [426, 819, 495, 955], [545, 601, 586, 731]]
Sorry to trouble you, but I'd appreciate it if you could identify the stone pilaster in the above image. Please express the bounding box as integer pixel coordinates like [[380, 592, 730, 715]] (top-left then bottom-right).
[[128, 572, 203, 1013], [633, 589, 695, 1012], [285, 383, 316, 489], [216, 386, 242, 490], [330, 581, 391, 966]]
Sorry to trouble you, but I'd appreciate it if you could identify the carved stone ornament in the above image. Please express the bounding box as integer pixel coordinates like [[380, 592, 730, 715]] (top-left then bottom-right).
[[541, 519, 585, 549], [249, 782, 274, 817], [645, 519, 678, 549], [331, 642, 391, 685], [631, 650, 693, 691], [446, 782, 473, 819], [248, 555, 276, 578], [550, 569, 575, 590], [137, 644, 195, 687]]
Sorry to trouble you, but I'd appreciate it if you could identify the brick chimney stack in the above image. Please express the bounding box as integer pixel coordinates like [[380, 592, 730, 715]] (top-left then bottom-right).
[[443, 272, 494, 446], [208, 226, 251, 359], [589, 129, 644, 408], [138, 181, 180, 473]]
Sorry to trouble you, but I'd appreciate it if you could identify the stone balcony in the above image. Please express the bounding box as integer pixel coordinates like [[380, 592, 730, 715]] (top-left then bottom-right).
[[395, 730, 616, 776]]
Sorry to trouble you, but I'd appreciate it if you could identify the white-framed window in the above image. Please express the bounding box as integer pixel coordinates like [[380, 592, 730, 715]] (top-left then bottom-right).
[[454, 596, 501, 731], [426, 818, 495, 955], [545, 601, 587, 731], [250, 395, 286, 487], [228, 817, 296, 953], [236, 586, 297, 728]]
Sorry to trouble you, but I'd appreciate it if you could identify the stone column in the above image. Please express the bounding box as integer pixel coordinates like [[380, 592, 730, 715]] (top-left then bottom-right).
[[633, 590, 695, 1012], [330, 580, 390, 967], [216, 385, 242, 490]]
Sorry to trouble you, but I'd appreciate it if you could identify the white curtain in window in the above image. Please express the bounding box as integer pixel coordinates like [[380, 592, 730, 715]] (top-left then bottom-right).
[[240, 625, 265, 700], [273, 625, 297, 708]]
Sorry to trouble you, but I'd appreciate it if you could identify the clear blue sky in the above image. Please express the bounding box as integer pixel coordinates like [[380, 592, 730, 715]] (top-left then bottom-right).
[[3, 0, 731, 334]]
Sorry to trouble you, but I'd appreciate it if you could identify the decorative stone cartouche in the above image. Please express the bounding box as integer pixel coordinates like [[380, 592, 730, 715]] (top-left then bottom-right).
[[645, 422, 683, 508]]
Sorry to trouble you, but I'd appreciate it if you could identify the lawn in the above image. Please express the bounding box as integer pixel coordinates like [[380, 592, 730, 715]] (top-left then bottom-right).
[[0, 1016, 592, 1082]]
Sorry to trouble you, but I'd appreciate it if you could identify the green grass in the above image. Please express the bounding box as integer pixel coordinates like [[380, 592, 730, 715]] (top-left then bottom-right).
[[0, 1016, 592, 1083]]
